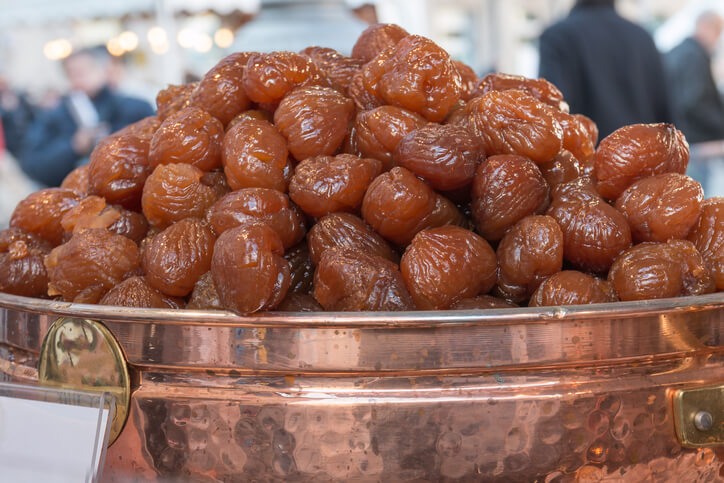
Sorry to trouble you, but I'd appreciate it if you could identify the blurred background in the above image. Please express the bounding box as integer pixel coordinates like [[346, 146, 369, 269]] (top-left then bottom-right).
[[1, 0, 723, 224]]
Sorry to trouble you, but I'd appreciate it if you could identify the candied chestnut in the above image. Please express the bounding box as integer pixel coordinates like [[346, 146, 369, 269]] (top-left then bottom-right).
[[61, 195, 148, 244], [362, 167, 462, 246], [190, 52, 251, 125], [529, 271, 615, 307], [149, 107, 224, 171], [348, 70, 384, 111], [207, 188, 306, 248], [474, 73, 568, 111], [471, 155, 549, 241], [0, 229, 51, 298], [274, 86, 355, 161], [60, 165, 90, 195], [227, 109, 273, 132], [186, 271, 224, 310], [211, 222, 290, 314], [45, 228, 140, 303], [300, 46, 363, 93], [454, 60, 478, 101], [495, 215, 564, 303], [457, 90, 563, 163], [243, 51, 326, 105], [99, 276, 182, 309], [141, 163, 218, 229], [275, 293, 323, 312], [313, 248, 414, 311], [157, 83, 195, 121], [142, 218, 215, 297], [0, 228, 53, 253], [615, 173, 703, 243], [351, 105, 427, 170], [593, 123, 689, 200], [10, 188, 81, 246], [688, 198, 724, 290], [401, 225, 497, 309], [289, 154, 383, 218], [553, 109, 596, 163], [538, 150, 582, 188], [307, 212, 397, 265], [360, 35, 462, 122], [285, 242, 314, 295], [394, 124, 482, 191], [547, 177, 631, 273], [222, 119, 292, 192], [451, 295, 517, 310], [351, 23, 409, 63]]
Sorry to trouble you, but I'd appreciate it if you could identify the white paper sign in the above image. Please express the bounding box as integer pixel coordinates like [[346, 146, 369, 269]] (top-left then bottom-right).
[[0, 391, 110, 483]]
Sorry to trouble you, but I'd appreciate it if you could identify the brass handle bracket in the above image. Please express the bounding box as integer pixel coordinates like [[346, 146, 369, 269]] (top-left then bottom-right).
[[673, 383, 724, 447]]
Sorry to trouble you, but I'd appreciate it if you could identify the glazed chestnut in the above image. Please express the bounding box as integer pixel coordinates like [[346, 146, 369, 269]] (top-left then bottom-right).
[[243, 51, 327, 105], [190, 52, 252, 125], [60, 165, 90, 195], [473, 73, 568, 112], [149, 107, 224, 171], [300, 46, 363, 94], [529, 271, 615, 307], [186, 271, 224, 311], [351, 23, 409, 63], [538, 150, 582, 188], [454, 60, 479, 101], [10, 188, 81, 246], [99, 276, 182, 309], [0, 228, 51, 298], [156, 83, 195, 121], [688, 197, 724, 290], [284, 242, 315, 295], [307, 212, 397, 265], [61, 195, 148, 244]]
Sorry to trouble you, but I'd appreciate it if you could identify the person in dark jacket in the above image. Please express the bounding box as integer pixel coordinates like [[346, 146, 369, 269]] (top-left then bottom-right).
[[0, 74, 36, 160], [538, 0, 672, 141], [665, 10, 724, 144], [21, 46, 153, 187]]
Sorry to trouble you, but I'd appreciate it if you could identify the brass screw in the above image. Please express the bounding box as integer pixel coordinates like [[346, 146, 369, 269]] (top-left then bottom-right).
[[694, 411, 713, 432]]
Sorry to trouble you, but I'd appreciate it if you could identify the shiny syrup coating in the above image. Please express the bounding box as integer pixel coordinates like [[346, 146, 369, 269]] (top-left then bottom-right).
[[348, 70, 384, 112], [141, 163, 218, 229], [275, 293, 323, 312], [0, 229, 51, 298], [99, 276, 182, 309], [284, 242, 315, 295], [190, 52, 252, 125], [186, 271, 224, 310], [351, 23, 409, 63], [243, 51, 327, 105], [669, 239, 716, 296], [362, 167, 462, 246], [142, 218, 216, 297], [227, 109, 273, 132], [538, 150, 582, 188], [60, 165, 90, 195], [222, 119, 292, 192], [474, 73, 569, 111], [44, 228, 140, 303], [495, 215, 564, 303], [471, 154, 549, 241], [211, 222, 290, 314], [300, 46, 363, 93], [156, 82, 195, 121], [394, 124, 482, 191], [529, 271, 615, 307], [615, 173, 703, 243], [593, 123, 689, 200], [546, 177, 631, 273], [451, 295, 517, 310], [454, 60, 479, 101], [289, 154, 383, 218], [553, 109, 596, 164], [457, 90, 563, 163], [10, 188, 82, 246], [351, 105, 427, 170], [307, 212, 398, 266], [361, 35, 462, 122], [60, 195, 148, 244], [274, 86, 355, 161], [688, 197, 724, 289], [401, 225, 497, 310], [0, 228, 53, 253], [207, 188, 306, 249], [149, 107, 224, 171], [313, 248, 414, 311]]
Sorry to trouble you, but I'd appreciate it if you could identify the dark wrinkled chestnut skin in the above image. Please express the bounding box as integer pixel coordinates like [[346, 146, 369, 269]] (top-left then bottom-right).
[[285, 242, 315, 295], [351, 23, 409, 63], [495, 215, 564, 303], [142, 218, 216, 297], [529, 271, 616, 307], [99, 276, 182, 309], [149, 107, 224, 171], [156, 83, 195, 121], [401, 226, 497, 310], [212, 223, 290, 314], [313, 248, 415, 311], [471, 155, 549, 241], [61, 195, 148, 244], [222, 119, 292, 192], [307, 212, 397, 265], [45, 228, 140, 303], [275, 293, 323, 312], [457, 90, 563, 163], [474, 73, 568, 111], [61, 165, 90, 195], [359, 35, 462, 122], [593, 123, 689, 200], [190, 53, 252, 125], [454, 61, 478, 101], [362, 167, 463, 246], [451, 295, 517, 310], [208, 188, 306, 249], [538, 150, 582, 188], [10, 188, 82, 246], [608, 240, 714, 301], [394, 124, 482, 191], [688, 197, 724, 290], [546, 177, 631, 273], [290, 154, 383, 218], [186, 271, 224, 310], [351, 106, 427, 170], [243, 52, 327, 105], [615, 173, 703, 243], [300, 46, 363, 94], [0, 229, 51, 298]]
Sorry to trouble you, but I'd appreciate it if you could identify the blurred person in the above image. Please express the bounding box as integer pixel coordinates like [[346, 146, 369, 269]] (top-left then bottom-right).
[[0, 72, 36, 160], [20, 46, 154, 187], [665, 10, 724, 144], [539, 0, 671, 140]]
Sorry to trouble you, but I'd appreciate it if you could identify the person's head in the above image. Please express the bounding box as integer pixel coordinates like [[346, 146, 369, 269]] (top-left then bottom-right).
[[694, 10, 724, 53], [61, 46, 111, 97]]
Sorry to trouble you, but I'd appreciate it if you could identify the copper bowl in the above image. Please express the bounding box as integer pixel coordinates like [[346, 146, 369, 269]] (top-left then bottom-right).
[[2, 291, 724, 481]]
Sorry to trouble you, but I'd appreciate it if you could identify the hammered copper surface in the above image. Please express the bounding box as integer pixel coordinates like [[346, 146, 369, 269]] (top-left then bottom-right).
[[2, 292, 724, 481]]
